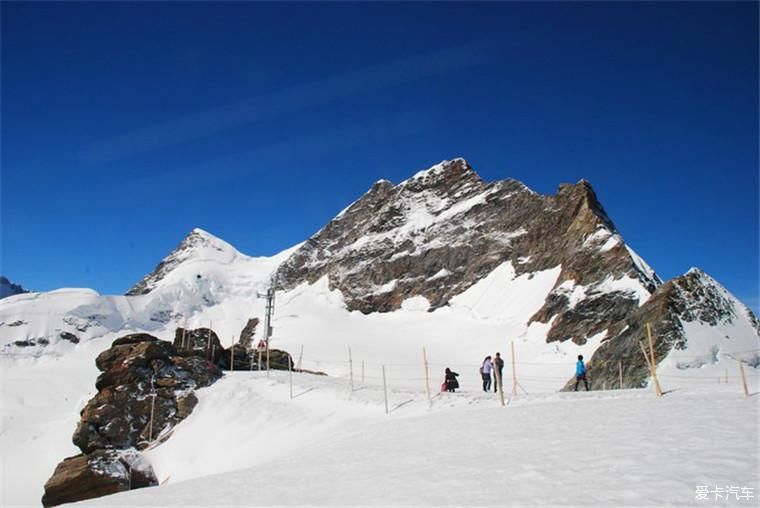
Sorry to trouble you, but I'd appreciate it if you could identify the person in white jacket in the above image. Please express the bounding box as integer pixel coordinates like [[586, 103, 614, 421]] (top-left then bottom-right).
[[480, 356, 493, 392]]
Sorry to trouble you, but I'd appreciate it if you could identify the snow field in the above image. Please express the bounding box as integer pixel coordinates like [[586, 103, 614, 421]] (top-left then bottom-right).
[[75, 369, 760, 507]]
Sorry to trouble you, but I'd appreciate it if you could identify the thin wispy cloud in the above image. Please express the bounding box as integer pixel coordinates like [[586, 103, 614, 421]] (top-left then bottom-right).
[[118, 110, 426, 198], [79, 42, 492, 165]]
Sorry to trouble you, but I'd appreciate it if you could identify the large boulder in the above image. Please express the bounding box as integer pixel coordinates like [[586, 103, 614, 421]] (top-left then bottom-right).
[[74, 334, 221, 453], [45, 332, 223, 506], [42, 449, 156, 507]]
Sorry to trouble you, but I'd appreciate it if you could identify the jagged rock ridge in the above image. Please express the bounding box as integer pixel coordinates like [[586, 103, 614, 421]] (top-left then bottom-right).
[[564, 268, 760, 390], [277, 158, 661, 344]]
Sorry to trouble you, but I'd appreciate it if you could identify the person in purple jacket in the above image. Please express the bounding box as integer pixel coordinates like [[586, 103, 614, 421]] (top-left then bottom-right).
[[480, 356, 493, 392], [574, 354, 590, 391]]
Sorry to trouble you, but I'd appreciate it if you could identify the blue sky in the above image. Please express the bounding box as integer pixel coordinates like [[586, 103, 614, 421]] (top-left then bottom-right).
[[1, 2, 758, 311]]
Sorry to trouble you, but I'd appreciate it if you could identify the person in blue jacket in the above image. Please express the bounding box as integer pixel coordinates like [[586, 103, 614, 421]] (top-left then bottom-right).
[[574, 354, 590, 391]]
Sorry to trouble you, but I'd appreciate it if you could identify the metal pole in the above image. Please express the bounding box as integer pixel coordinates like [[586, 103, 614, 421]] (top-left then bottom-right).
[[382, 365, 389, 415], [289, 357, 293, 399], [423, 347, 431, 406], [348, 346, 354, 393], [148, 375, 156, 443], [206, 321, 213, 360], [511, 341, 517, 397], [258, 274, 277, 377]]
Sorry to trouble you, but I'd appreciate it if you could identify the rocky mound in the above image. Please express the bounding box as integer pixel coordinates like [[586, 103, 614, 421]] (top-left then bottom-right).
[[42, 333, 223, 507], [43, 325, 298, 506]]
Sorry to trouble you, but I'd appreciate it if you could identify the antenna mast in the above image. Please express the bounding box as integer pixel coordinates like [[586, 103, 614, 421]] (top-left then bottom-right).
[[258, 273, 277, 373]]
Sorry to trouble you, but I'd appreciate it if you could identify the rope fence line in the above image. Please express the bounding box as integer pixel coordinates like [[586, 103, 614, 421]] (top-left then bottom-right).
[[295, 348, 760, 369], [252, 361, 760, 417], [286, 369, 760, 383], [259, 332, 760, 413]]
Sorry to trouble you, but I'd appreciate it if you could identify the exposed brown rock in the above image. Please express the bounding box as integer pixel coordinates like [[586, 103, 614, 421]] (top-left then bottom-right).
[[41, 449, 157, 507], [45, 332, 224, 506], [74, 333, 221, 453], [562, 269, 760, 390], [238, 317, 259, 349]]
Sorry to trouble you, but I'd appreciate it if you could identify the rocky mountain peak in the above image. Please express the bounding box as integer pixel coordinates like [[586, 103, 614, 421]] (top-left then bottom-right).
[[181, 228, 237, 255], [400, 158, 481, 194], [671, 267, 757, 330], [277, 159, 662, 347], [555, 179, 617, 237]]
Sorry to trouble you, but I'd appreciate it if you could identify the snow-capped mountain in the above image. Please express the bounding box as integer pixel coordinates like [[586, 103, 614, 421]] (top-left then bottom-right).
[[0, 229, 295, 356], [1, 158, 758, 507], [1, 158, 756, 371], [125, 228, 274, 297], [278, 158, 659, 343]]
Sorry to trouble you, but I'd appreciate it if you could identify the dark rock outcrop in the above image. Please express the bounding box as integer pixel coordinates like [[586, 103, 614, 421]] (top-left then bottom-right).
[[43, 332, 223, 506], [60, 331, 80, 344], [173, 327, 224, 359], [73, 333, 222, 453], [238, 317, 260, 349], [42, 449, 156, 507], [276, 159, 661, 345], [563, 268, 760, 390], [173, 325, 293, 372]]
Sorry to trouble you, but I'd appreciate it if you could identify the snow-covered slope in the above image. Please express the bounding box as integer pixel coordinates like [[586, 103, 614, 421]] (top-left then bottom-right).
[[76, 371, 759, 507]]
